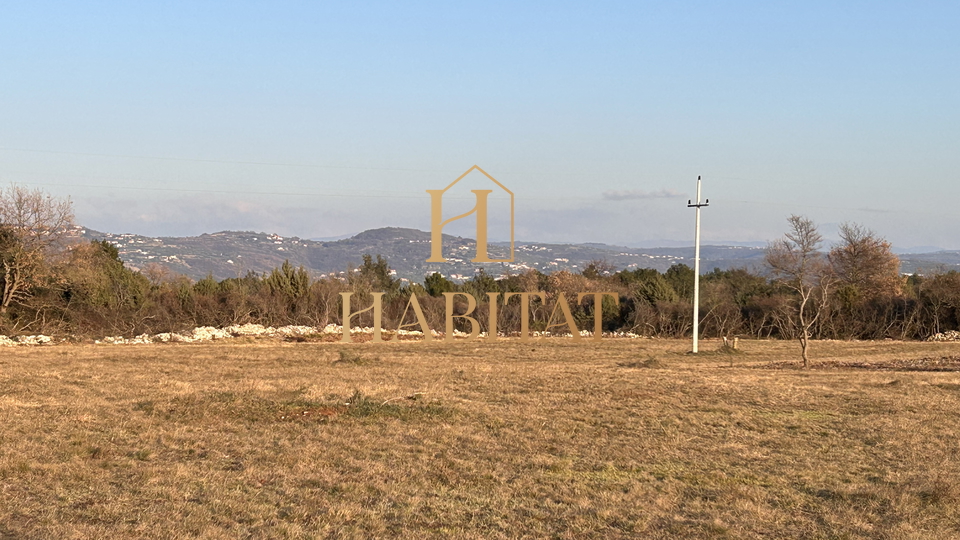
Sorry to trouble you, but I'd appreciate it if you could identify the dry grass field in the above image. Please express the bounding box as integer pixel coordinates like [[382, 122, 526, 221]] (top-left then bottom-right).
[[2, 338, 960, 539]]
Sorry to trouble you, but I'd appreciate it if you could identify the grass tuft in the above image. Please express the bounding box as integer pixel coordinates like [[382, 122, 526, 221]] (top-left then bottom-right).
[[618, 356, 667, 369], [341, 389, 450, 420], [334, 349, 380, 366], [717, 343, 743, 355]]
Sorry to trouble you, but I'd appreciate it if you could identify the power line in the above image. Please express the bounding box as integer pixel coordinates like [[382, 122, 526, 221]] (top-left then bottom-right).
[[0, 180, 429, 200], [0, 145, 705, 180], [0, 146, 446, 173]]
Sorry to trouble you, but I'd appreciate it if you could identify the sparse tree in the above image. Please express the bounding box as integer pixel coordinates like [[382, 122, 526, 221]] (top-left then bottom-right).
[[142, 262, 173, 287], [424, 272, 454, 297], [664, 263, 695, 300], [0, 227, 41, 316], [264, 260, 310, 300], [829, 222, 902, 301], [766, 215, 835, 367], [0, 185, 75, 316], [351, 254, 400, 298], [582, 259, 616, 279], [917, 271, 960, 335]]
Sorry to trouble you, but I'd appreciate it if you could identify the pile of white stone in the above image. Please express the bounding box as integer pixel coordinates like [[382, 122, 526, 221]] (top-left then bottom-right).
[[97, 324, 332, 344], [927, 330, 960, 342], [0, 324, 642, 347], [93, 324, 450, 345], [0, 335, 55, 347]]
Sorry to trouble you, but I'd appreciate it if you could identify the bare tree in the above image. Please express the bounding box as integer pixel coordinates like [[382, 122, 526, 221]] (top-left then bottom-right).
[[765, 215, 835, 367], [142, 262, 174, 287], [918, 271, 960, 336], [0, 185, 75, 316], [829, 222, 902, 300]]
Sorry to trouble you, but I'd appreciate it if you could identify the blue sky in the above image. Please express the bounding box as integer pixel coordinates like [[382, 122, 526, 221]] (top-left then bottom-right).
[[1, 1, 957, 249]]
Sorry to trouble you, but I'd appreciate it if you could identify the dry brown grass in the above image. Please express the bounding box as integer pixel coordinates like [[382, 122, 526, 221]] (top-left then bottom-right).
[[2, 338, 960, 539]]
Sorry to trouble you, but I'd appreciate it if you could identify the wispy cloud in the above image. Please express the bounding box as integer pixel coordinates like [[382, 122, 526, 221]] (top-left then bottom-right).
[[602, 188, 685, 201]]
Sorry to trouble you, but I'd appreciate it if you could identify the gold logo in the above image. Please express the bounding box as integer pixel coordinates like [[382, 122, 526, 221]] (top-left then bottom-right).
[[426, 165, 514, 263]]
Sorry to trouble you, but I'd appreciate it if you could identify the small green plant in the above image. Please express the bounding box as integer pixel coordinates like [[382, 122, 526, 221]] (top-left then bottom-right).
[[617, 356, 666, 369], [342, 390, 449, 420], [133, 400, 155, 414], [343, 389, 383, 416]]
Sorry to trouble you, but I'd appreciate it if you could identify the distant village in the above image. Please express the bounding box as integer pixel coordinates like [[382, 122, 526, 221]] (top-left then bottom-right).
[[85, 227, 699, 283]]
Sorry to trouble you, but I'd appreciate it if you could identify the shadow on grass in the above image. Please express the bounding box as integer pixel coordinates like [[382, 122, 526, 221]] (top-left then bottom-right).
[[755, 356, 960, 372], [333, 349, 381, 366], [617, 357, 667, 369], [141, 388, 452, 424]]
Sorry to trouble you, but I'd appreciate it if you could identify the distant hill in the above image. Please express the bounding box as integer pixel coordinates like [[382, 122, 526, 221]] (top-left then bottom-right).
[[80, 226, 773, 282], [898, 252, 960, 274]]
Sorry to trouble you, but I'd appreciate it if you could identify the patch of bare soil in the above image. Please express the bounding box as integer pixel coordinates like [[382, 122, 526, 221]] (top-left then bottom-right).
[[759, 356, 960, 371]]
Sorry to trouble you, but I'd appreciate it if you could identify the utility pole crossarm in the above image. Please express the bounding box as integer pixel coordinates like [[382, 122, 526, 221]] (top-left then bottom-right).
[[688, 176, 709, 353]]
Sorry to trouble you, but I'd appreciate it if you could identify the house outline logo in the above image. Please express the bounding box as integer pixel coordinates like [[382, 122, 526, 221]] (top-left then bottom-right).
[[426, 165, 515, 263]]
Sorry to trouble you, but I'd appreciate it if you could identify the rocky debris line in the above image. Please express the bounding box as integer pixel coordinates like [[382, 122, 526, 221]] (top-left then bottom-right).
[[0, 335, 54, 346], [0, 324, 642, 346], [927, 331, 960, 342], [96, 325, 643, 344], [98, 324, 371, 344]]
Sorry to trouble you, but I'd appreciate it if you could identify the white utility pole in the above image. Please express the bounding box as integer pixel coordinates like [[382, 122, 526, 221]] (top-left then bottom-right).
[[687, 176, 709, 353]]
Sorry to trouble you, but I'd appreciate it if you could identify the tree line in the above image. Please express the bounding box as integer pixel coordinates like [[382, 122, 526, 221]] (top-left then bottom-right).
[[2, 186, 960, 349]]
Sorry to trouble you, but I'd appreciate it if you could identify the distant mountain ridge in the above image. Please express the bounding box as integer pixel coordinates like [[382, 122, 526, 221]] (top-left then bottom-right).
[[80, 227, 957, 282]]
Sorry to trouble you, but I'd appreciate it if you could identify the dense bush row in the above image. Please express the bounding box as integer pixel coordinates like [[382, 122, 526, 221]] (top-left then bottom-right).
[[2, 240, 959, 342], [2, 187, 956, 342]]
